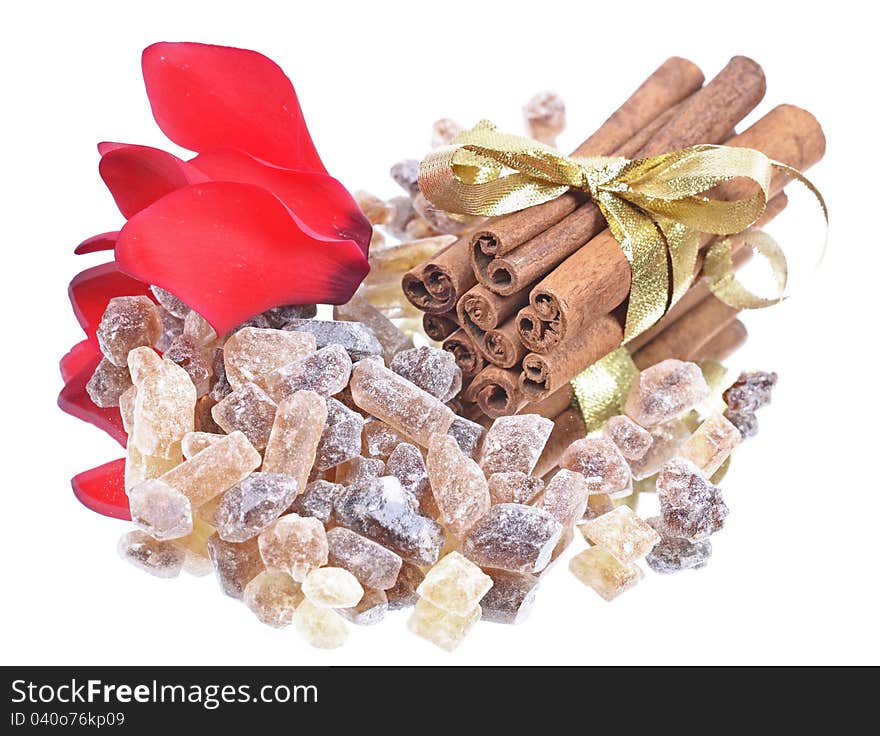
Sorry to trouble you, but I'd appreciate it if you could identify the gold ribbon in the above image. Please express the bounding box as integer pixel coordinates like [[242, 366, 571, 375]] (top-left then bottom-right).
[[569, 347, 639, 432], [420, 121, 827, 436], [419, 120, 827, 342]]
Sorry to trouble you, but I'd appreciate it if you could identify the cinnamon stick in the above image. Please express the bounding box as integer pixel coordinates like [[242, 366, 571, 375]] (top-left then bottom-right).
[[527, 102, 824, 350], [480, 57, 764, 298], [422, 311, 459, 342], [402, 236, 478, 315], [632, 295, 739, 369], [519, 384, 574, 418], [474, 69, 708, 297], [482, 320, 528, 369], [694, 320, 748, 362], [517, 180, 793, 400], [470, 58, 704, 260], [460, 283, 530, 331], [520, 314, 625, 400], [442, 329, 485, 378], [469, 365, 527, 418]]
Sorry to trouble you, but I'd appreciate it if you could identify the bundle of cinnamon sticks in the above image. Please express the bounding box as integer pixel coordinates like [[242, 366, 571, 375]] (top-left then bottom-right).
[[402, 56, 825, 465]]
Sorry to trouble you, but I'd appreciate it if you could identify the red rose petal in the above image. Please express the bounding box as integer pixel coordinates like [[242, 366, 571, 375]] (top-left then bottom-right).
[[71, 458, 131, 521], [69, 262, 155, 345], [142, 42, 325, 172], [58, 354, 128, 446], [60, 340, 99, 382], [190, 149, 371, 254], [116, 181, 369, 335], [99, 143, 207, 218], [75, 231, 119, 255]]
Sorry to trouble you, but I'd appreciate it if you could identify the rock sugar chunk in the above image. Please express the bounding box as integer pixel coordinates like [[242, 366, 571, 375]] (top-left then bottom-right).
[[211, 382, 277, 451], [408, 598, 481, 652], [128, 347, 196, 459], [417, 551, 492, 617], [223, 327, 316, 389], [316, 398, 364, 471], [679, 414, 741, 477], [355, 190, 394, 225], [128, 478, 193, 540], [212, 473, 300, 543], [479, 570, 540, 625], [124, 444, 181, 492], [334, 456, 385, 487], [97, 296, 163, 367], [209, 348, 232, 402], [150, 285, 191, 318], [427, 434, 491, 536], [629, 419, 692, 481], [117, 530, 184, 578], [723, 370, 778, 438], [488, 472, 544, 505], [338, 587, 388, 626], [293, 480, 343, 525], [182, 310, 217, 347], [335, 476, 445, 565], [462, 504, 562, 574], [284, 318, 382, 362], [263, 345, 352, 401], [262, 304, 318, 327], [624, 359, 709, 427], [243, 570, 304, 627], [657, 458, 729, 539], [181, 431, 224, 459], [569, 546, 643, 601], [362, 419, 407, 460], [723, 370, 777, 414], [386, 443, 431, 507], [165, 335, 212, 397], [390, 346, 462, 403], [326, 527, 403, 590], [479, 415, 553, 476], [446, 416, 486, 458], [335, 296, 412, 365], [390, 158, 421, 195], [350, 359, 456, 446], [262, 391, 327, 493], [386, 563, 424, 611], [86, 358, 132, 408], [523, 90, 566, 146], [579, 506, 660, 564], [206, 534, 265, 598], [194, 395, 223, 434], [603, 415, 653, 460], [585, 493, 615, 520], [155, 306, 185, 353], [258, 514, 328, 582], [119, 385, 137, 433], [560, 437, 631, 496], [645, 517, 712, 574], [293, 599, 348, 649], [538, 469, 590, 529], [136, 430, 261, 510], [302, 567, 364, 608]]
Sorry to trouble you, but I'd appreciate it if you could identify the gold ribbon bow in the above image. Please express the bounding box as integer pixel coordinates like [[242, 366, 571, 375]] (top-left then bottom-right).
[[419, 120, 827, 343]]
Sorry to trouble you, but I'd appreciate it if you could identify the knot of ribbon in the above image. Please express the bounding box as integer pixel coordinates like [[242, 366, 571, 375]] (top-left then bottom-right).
[[418, 120, 827, 344]]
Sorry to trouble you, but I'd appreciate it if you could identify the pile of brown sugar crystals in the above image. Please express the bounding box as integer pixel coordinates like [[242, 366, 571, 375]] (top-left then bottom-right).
[[92, 287, 774, 651]]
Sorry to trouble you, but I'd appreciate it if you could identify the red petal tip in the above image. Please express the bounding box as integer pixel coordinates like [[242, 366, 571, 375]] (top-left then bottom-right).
[[71, 458, 131, 520]]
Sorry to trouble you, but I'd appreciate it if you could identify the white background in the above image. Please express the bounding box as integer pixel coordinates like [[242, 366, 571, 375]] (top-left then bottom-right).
[[2, 0, 877, 665]]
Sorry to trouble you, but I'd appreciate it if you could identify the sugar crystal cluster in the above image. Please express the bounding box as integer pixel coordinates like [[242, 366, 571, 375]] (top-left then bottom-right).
[[98, 271, 764, 652]]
